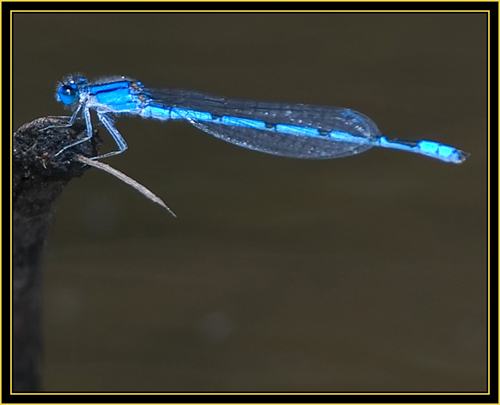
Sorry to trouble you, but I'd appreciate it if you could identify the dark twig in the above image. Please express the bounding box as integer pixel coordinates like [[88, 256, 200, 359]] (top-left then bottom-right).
[[12, 117, 101, 392]]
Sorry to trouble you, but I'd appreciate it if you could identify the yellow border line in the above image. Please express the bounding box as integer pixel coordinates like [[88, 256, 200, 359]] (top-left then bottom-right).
[[9, 9, 491, 396], [6, 0, 497, 1], [9, 9, 494, 12], [9, 8, 12, 397], [488, 9, 491, 397]]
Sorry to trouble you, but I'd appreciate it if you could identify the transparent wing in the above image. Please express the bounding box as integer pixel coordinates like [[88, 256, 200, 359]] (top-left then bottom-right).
[[148, 88, 382, 159]]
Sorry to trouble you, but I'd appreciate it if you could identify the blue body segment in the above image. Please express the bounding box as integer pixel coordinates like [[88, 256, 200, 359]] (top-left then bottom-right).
[[54, 75, 469, 163]]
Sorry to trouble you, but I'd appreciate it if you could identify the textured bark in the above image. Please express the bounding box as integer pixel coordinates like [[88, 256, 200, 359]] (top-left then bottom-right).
[[12, 117, 100, 392]]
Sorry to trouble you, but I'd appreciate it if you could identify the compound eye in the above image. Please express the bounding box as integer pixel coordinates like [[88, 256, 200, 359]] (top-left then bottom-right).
[[57, 84, 78, 105]]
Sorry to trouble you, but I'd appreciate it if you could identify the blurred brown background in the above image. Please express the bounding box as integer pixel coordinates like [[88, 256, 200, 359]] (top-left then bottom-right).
[[13, 12, 487, 392]]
